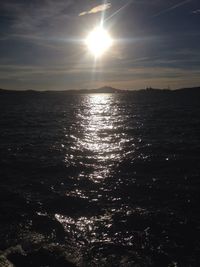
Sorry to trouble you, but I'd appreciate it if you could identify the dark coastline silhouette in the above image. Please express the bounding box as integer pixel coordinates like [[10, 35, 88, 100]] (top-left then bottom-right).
[[1, 86, 200, 94]]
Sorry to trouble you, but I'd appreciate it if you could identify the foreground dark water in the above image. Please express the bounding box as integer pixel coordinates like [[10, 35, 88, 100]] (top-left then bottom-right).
[[0, 92, 200, 266]]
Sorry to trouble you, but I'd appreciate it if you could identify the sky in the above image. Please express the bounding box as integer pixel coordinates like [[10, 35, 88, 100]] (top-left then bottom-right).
[[0, 0, 200, 90]]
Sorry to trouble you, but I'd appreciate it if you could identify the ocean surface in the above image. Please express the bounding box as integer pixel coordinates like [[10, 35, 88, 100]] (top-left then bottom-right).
[[0, 91, 200, 266]]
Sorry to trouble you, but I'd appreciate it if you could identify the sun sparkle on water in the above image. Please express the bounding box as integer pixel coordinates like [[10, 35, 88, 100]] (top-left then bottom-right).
[[85, 26, 113, 58]]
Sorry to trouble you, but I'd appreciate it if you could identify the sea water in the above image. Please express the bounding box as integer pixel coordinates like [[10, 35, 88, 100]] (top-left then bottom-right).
[[0, 91, 200, 266]]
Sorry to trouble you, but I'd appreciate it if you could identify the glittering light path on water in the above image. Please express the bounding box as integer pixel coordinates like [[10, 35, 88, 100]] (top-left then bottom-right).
[[64, 94, 134, 183]]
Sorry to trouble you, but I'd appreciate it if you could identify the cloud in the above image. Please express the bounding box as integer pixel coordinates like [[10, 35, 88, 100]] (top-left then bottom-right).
[[152, 0, 191, 18], [79, 3, 111, 16], [1, 0, 74, 35], [0, 0, 80, 51], [192, 9, 200, 14]]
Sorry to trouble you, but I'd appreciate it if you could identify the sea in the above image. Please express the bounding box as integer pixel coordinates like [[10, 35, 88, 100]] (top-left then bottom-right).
[[0, 91, 200, 266]]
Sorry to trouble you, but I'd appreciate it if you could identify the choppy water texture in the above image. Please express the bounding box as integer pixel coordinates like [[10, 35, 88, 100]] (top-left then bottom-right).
[[0, 92, 200, 266]]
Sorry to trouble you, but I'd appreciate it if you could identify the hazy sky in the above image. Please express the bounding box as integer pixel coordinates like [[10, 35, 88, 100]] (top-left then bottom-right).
[[0, 0, 200, 90]]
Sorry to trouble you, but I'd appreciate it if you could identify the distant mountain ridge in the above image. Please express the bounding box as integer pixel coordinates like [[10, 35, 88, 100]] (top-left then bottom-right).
[[66, 86, 124, 94], [0, 86, 200, 94]]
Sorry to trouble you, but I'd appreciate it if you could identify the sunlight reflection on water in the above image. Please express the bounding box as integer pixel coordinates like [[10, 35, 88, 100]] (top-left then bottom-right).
[[65, 94, 128, 183], [80, 94, 115, 182], [60, 94, 141, 255]]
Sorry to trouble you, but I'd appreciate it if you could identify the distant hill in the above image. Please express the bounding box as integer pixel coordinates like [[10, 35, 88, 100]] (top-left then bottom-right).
[[65, 86, 126, 94], [0, 87, 123, 94], [88, 86, 125, 94], [173, 87, 200, 93], [0, 86, 200, 94]]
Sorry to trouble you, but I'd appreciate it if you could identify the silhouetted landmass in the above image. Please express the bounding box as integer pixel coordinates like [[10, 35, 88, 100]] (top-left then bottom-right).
[[0, 86, 200, 94], [67, 86, 124, 94]]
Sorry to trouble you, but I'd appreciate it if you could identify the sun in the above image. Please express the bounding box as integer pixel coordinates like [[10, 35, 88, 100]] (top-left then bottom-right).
[[85, 26, 113, 58]]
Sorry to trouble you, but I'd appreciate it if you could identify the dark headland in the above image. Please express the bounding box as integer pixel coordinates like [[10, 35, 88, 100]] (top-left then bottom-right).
[[0, 86, 200, 95]]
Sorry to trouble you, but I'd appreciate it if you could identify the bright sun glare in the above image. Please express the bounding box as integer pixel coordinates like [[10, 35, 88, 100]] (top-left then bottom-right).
[[85, 26, 113, 58]]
